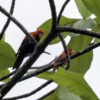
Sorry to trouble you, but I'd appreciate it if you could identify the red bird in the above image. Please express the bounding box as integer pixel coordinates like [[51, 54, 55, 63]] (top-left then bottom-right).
[[53, 48, 74, 71], [13, 29, 44, 69]]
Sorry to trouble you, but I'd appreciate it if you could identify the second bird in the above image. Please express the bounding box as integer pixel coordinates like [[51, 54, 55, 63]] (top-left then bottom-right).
[[13, 29, 44, 70]]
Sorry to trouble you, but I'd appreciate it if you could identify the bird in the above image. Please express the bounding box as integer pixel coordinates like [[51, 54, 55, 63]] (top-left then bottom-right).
[[13, 29, 44, 70], [53, 48, 74, 71]]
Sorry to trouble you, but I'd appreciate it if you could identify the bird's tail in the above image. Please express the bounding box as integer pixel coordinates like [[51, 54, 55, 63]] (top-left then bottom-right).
[[13, 55, 24, 70]]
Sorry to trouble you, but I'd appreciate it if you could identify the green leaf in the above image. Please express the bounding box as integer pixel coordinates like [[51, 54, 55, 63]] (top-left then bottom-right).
[[55, 86, 81, 100], [44, 86, 81, 100], [52, 68, 98, 100], [68, 35, 93, 74], [92, 23, 100, 43], [1, 33, 5, 41], [70, 19, 96, 36], [0, 70, 10, 82], [75, 0, 92, 18], [38, 16, 79, 44], [0, 41, 16, 70], [82, 0, 100, 19], [36, 71, 52, 80], [43, 93, 59, 100], [59, 16, 79, 26], [94, 17, 100, 24]]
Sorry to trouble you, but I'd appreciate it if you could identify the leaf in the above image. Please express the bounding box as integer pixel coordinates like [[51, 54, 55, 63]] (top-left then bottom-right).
[[75, 0, 92, 18], [43, 93, 59, 100], [55, 86, 81, 100], [1, 33, 5, 41], [52, 68, 98, 100], [0, 41, 16, 70], [59, 16, 79, 26], [92, 23, 100, 43], [36, 71, 52, 80], [0, 70, 10, 82], [82, 0, 100, 19], [69, 19, 96, 36], [38, 16, 79, 44], [44, 86, 81, 100], [68, 35, 93, 74]]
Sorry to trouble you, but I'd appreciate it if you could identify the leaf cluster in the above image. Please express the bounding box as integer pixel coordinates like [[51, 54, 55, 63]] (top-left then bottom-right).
[[0, 0, 100, 100]]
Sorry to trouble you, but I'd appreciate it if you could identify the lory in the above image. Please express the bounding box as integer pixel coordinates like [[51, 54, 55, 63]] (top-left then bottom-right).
[[13, 29, 44, 69], [53, 48, 74, 71]]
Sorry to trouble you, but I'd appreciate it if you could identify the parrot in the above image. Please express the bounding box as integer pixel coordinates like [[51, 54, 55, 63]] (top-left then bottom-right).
[[53, 48, 74, 71], [13, 29, 44, 70]]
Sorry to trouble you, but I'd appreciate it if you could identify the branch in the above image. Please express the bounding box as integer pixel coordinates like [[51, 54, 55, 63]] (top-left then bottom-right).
[[57, 26, 100, 39], [57, 0, 70, 70], [49, 0, 57, 30], [19, 42, 100, 82], [20, 62, 53, 82], [3, 80, 53, 100], [0, 42, 99, 92], [0, 57, 55, 82], [0, 71, 16, 81], [57, 0, 70, 24], [0, 6, 37, 44], [58, 33, 70, 70], [0, 0, 16, 40], [70, 42, 100, 59], [0, 1, 57, 99], [0, 60, 54, 89]]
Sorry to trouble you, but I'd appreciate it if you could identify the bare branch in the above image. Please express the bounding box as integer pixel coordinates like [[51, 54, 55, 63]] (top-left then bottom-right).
[[57, 0, 70, 24], [0, 71, 16, 81], [57, 26, 100, 39], [0, 6, 37, 44], [70, 42, 100, 59], [20, 42, 100, 82], [58, 32, 70, 70], [0, 1, 58, 98], [3, 80, 53, 100], [0, 42, 99, 91], [0, 0, 16, 40], [20, 61, 53, 82], [49, 0, 57, 30]]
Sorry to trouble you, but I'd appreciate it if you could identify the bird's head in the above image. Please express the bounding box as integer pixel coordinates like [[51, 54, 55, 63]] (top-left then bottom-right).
[[61, 48, 74, 57], [37, 29, 44, 38], [68, 48, 74, 55]]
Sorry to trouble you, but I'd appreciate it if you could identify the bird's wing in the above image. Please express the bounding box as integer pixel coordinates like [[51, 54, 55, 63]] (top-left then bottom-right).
[[16, 37, 29, 55]]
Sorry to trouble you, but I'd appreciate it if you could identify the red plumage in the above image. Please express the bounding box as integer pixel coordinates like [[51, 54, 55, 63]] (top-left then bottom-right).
[[13, 29, 44, 69], [53, 48, 74, 70]]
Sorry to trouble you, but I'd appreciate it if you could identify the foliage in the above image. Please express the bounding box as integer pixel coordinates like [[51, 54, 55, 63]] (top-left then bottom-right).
[[35, 0, 100, 99], [0, 0, 100, 99]]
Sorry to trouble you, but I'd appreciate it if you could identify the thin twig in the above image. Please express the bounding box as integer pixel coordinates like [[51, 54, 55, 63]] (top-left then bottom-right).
[[57, 26, 100, 39], [49, 0, 57, 30], [0, 58, 55, 82], [0, 71, 16, 81], [0, 6, 37, 44], [57, 0, 70, 70], [0, 0, 16, 40], [57, 0, 70, 24], [0, 1, 57, 99], [70, 42, 100, 59], [20, 62, 53, 82], [58, 32, 70, 70], [3, 80, 53, 100], [0, 42, 100, 90], [30, 58, 55, 69], [19, 42, 100, 82]]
